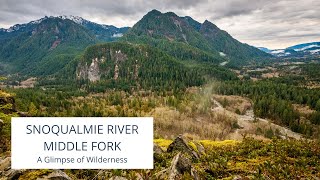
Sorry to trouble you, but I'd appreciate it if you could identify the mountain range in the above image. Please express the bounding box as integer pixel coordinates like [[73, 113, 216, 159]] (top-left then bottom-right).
[[0, 9, 270, 88], [258, 42, 320, 57], [0, 15, 129, 41]]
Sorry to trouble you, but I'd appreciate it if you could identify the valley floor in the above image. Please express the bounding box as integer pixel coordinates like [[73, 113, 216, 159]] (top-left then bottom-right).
[[1, 65, 320, 179], [212, 97, 302, 140]]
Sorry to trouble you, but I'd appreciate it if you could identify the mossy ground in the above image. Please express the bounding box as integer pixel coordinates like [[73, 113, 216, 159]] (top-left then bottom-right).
[[154, 139, 173, 150], [0, 91, 17, 152], [18, 170, 53, 180], [0, 91, 12, 98], [199, 139, 239, 148], [0, 137, 319, 179], [154, 138, 320, 179]]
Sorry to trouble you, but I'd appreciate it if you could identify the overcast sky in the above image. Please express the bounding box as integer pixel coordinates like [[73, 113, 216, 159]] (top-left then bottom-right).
[[0, 0, 319, 49]]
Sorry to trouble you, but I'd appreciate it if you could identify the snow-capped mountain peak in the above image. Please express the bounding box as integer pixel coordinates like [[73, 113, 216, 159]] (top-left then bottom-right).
[[0, 15, 88, 33], [0, 15, 130, 42], [56, 15, 118, 31], [58, 15, 85, 25], [0, 15, 114, 33]]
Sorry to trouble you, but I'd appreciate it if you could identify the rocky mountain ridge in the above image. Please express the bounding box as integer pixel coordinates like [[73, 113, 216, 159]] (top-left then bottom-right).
[[124, 9, 271, 65]]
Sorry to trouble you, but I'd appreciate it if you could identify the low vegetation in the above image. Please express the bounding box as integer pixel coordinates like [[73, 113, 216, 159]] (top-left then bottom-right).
[[12, 138, 320, 179]]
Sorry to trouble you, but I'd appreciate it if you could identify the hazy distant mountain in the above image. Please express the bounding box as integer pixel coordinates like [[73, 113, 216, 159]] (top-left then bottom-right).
[[287, 42, 320, 51], [257, 47, 271, 53], [259, 42, 320, 57]]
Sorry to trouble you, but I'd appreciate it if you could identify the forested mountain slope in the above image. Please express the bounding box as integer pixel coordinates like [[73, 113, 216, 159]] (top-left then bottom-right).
[[0, 17, 96, 76], [0, 16, 128, 76], [123, 9, 271, 65], [48, 40, 237, 93], [60, 42, 206, 92]]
